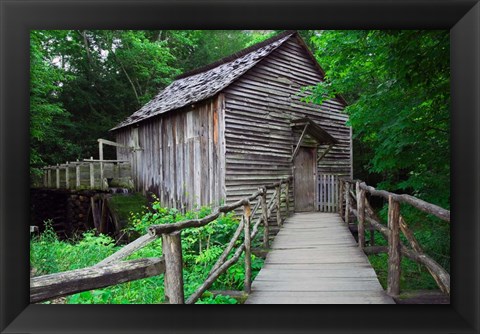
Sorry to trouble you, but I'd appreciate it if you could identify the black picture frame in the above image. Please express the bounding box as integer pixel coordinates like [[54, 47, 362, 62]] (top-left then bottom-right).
[[1, 0, 479, 333]]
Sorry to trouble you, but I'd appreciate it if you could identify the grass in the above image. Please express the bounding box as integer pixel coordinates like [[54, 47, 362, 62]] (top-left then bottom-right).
[[30, 201, 265, 304]]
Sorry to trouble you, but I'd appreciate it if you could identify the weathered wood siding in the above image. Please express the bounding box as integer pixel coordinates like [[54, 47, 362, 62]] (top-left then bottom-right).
[[222, 36, 351, 209], [114, 97, 225, 210]]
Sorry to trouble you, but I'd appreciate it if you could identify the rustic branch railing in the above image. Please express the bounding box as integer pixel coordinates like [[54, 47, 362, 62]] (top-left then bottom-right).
[[30, 176, 293, 304], [339, 178, 450, 297]]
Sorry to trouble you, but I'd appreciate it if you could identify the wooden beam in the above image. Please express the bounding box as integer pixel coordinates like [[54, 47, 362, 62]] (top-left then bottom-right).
[[387, 196, 401, 297], [291, 123, 309, 161], [97, 138, 130, 149], [356, 181, 366, 248], [96, 234, 157, 267], [344, 182, 350, 224], [65, 162, 69, 189], [162, 232, 184, 304], [276, 185, 282, 228], [261, 191, 269, 248], [30, 258, 165, 303], [359, 182, 450, 222], [89, 157, 94, 188], [317, 144, 333, 163], [243, 202, 252, 293]]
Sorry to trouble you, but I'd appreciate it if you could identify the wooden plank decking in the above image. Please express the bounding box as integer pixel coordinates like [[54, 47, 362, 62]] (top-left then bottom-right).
[[245, 212, 395, 304]]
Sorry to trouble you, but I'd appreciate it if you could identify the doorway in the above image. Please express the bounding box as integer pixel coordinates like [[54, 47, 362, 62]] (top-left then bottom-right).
[[293, 146, 317, 212]]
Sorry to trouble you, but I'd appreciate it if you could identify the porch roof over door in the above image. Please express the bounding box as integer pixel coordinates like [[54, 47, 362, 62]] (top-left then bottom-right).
[[290, 117, 338, 145]]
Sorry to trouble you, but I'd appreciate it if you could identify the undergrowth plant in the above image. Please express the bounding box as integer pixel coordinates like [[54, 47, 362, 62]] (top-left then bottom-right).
[[30, 199, 264, 304]]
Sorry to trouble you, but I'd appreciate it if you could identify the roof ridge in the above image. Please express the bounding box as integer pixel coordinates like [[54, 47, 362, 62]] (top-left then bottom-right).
[[175, 30, 297, 80]]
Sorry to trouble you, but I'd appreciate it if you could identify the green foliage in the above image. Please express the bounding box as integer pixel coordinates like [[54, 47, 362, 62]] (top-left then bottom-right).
[[31, 201, 264, 304], [108, 193, 148, 222], [308, 30, 450, 208], [29, 30, 269, 172], [30, 221, 118, 275], [368, 253, 438, 291]]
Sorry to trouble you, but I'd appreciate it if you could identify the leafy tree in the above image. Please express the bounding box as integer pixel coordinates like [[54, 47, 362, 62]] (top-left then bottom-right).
[[308, 30, 450, 207], [30, 30, 74, 177]]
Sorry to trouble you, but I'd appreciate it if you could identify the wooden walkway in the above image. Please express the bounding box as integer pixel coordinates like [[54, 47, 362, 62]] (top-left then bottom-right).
[[246, 212, 395, 304]]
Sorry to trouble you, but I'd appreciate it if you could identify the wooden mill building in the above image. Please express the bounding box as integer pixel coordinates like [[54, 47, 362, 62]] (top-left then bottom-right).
[[111, 31, 352, 213]]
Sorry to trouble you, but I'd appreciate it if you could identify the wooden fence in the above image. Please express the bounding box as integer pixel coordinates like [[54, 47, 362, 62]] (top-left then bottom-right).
[[41, 158, 132, 190], [339, 178, 450, 296], [318, 174, 339, 212], [30, 177, 292, 304]]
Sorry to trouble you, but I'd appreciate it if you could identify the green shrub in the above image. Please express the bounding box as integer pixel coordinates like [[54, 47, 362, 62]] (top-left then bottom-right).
[[31, 199, 264, 304]]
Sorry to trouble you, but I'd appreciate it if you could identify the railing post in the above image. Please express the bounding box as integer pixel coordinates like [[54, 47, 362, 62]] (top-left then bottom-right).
[[47, 169, 52, 188], [56, 164, 60, 189], [387, 195, 401, 296], [43, 169, 47, 188], [65, 162, 70, 189], [99, 141, 104, 190], [243, 201, 252, 293], [276, 185, 282, 228], [75, 160, 80, 189], [285, 181, 290, 215], [344, 182, 350, 224], [339, 179, 344, 217], [356, 181, 366, 248], [261, 189, 269, 249], [89, 157, 95, 189], [162, 231, 184, 304]]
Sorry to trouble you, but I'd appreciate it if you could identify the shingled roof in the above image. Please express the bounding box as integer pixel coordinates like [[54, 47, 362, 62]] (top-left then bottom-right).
[[111, 31, 296, 131]]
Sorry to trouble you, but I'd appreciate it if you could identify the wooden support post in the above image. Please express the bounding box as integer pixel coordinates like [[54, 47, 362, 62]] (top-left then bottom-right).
[[89, 157, 94, 188], [276, 186, 282, 228], [339, 180, 344, 218], [162, 232, 184, 304], [243, 202, 252, 293], [285, 181, 290, 215], [65, 162, 69, 189], [47, 169, 52, 188], [75, 160, 80, 189], [261, 191, 269, 248], [387, 195, 401, 296], [344, 182, 350, 224], [356, 181, 366, 248], [56, 165, 60, 189], [99, 141, 104, 190]]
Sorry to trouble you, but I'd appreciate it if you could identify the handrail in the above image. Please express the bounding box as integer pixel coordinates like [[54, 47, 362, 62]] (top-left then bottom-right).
[[30, 176, 293, 304], [339, 178, 450, 296]]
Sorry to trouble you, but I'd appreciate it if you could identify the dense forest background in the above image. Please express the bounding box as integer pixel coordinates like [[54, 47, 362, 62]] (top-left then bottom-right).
[[31, 29, 450, 209]]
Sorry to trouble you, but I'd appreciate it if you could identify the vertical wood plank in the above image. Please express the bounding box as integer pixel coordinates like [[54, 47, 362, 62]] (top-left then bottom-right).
[[43, 169, 47, 187], [356, 181, 366, 248], [344, 182, 350, 223], [47, 169, 52, 188], [319, 175, 323, 211], [243, 202, 252, 293], [387, 195, 401, 296], [99, 141, 104, 190], [162, 232, 185, 304], [285, 181, 290, 215], [65, 162, 69, 189], [56, 165, 60, 189], [339, 180, 344, 218], [75, 160, 80, 189], [89, 157, 94, 189]]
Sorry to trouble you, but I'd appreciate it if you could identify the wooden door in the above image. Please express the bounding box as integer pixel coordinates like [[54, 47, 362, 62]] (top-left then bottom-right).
[[294, 147, 316, 212]]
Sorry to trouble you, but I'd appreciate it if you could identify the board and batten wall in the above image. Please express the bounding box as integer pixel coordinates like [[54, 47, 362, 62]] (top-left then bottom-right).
[[222, 36, 351, 208], [114, 97, 226, 211]]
